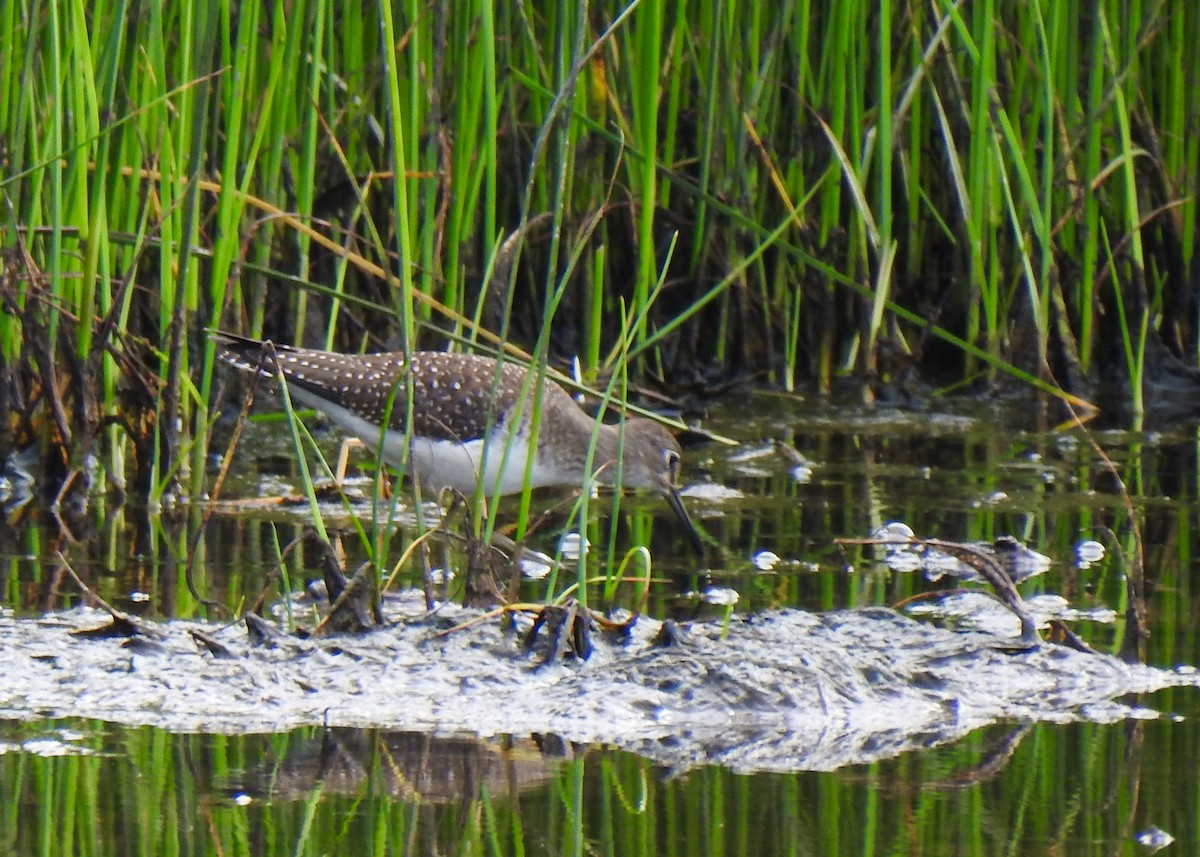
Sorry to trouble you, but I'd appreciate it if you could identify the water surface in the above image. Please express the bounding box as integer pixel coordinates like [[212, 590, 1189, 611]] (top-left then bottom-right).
[[2, 393, 1198, 855]]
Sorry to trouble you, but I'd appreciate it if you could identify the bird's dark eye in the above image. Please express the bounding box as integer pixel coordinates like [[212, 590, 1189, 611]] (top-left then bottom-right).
[[665, 450, 681, 479]]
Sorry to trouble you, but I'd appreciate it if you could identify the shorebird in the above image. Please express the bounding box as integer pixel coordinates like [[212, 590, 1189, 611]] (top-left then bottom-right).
[[212, 331, 703, 553]]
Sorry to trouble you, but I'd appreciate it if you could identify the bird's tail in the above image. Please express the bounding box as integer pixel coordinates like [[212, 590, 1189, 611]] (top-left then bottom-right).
[[208, 329, 278, 375]]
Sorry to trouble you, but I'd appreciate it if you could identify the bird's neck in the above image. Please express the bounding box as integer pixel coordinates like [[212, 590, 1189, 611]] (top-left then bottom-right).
[[574, 420, 632, 486]]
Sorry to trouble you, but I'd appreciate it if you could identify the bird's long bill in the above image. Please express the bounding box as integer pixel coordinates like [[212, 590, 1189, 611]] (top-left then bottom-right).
[[664, 487, 705, 556]]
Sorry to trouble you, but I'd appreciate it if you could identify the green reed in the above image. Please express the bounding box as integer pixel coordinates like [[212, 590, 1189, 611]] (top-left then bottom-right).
[[1, 0, 1198, 549]]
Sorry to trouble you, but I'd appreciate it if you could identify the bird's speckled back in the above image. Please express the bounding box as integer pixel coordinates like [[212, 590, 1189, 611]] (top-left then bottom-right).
[[214, 333, 577, 444]]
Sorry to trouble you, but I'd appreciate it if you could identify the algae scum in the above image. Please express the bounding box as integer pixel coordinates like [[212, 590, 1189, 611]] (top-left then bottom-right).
[[0, 592, 1194, 775]]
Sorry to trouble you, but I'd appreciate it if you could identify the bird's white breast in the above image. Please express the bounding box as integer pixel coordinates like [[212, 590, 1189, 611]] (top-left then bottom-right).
[[288, 387, 566, 495], [409, 425, 564, 495]]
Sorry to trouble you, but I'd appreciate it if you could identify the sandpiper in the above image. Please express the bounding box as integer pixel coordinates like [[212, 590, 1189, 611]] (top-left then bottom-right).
[[212, 331, 702, 553]]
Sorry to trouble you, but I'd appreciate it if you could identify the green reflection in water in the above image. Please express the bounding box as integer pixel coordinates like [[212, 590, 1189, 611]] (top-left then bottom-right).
[[2, 716, 1199, 855]]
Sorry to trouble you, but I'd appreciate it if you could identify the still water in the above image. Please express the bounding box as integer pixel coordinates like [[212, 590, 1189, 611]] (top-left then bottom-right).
[[2, 393, 1199, 855]]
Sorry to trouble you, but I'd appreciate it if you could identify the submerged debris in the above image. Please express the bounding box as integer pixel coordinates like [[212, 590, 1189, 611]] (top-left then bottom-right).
[[69, 612, 152, 640], [1076, 539, 1107, 568], [753, 550, 782, 571], [851, 527, 1045, 645], [872, 524, 1052, 585], [1136, 826, 1175, 852], [315, 562, 382, 635], [772, 439, 814, 483], [524, 599, 596, 663]]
